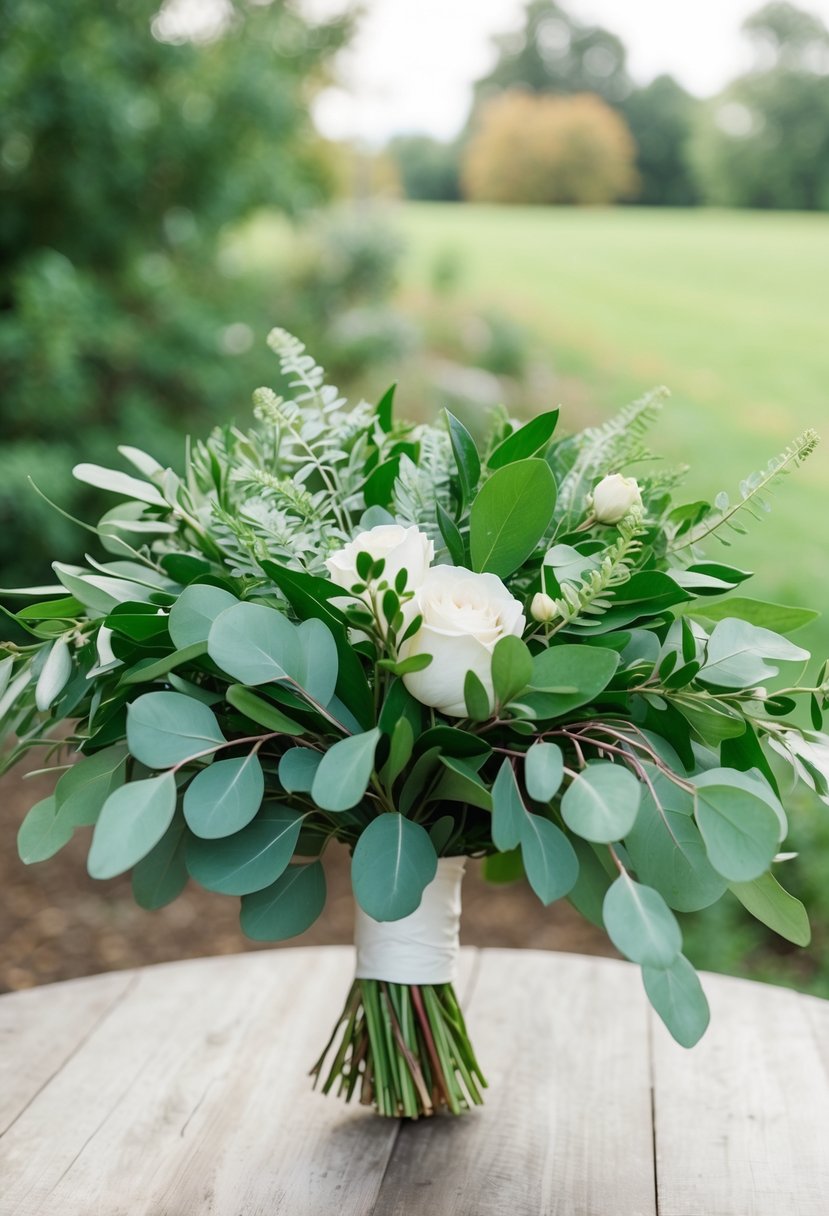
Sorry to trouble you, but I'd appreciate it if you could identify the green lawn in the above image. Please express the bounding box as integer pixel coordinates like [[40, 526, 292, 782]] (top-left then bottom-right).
[[397, 203, 829, 652]]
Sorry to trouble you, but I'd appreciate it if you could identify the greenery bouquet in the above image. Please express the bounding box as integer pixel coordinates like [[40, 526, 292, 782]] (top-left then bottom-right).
[[3, 330, 827, 1119]]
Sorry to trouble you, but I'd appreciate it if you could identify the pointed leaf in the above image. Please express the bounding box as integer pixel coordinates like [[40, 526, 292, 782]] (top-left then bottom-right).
[[87, 773, 177, 879], [132, 817, 188, 910], [311, 728, 381, 812], [183, 753, 264, 839], [470, 459, 557, 578], [186, 805, 303, 895], [519, 812, 578, 904], [17, 796, 74, 864], [603, 873, 682, 967], [240, 861, 326, 941], [643, 954, 710, 1048], [730, 871, 811, 946]]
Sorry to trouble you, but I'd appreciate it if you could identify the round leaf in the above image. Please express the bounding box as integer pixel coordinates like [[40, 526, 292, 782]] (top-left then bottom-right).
[[183, 753, 264, 839], [693, 776, 780, 881], [208, 601, 301, 687], [279, 747, 322, 793], [240, 861, 327, 942], [351, 815, 438, 921], [519, 813, 578, 905], [624, 793, 727, 912], [168, 585, 238, 649], [643, 954, 710, 1048], [603, 873, 682, 967], [561, 764, 641, 843], [132, 817, 188, 910], [127, 691, 225, 769], [87, 773, 177, 880], [17, 795, 74, 864], [524, 741, 564, 802], [186, 805, 303, 895], [311, 728, 380, 812]]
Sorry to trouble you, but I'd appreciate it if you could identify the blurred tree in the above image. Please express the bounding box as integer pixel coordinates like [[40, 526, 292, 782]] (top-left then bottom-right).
[[473, 0, 631, 106], [387, 136, 461, 202], [691, 2, 829, 209], [620, 76, 700, 206], [462, 91, 637, 205], [0, 0, 350, 585]]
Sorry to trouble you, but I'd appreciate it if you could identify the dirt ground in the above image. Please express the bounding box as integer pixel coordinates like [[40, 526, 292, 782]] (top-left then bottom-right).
[[1, 760, 614, 994]]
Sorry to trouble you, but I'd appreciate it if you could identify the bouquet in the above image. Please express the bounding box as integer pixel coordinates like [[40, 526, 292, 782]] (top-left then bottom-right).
[[3, 328, 827, 1120]]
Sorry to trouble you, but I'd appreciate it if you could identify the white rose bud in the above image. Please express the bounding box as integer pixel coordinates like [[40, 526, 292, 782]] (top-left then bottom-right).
[[325, 524, 434, 597], [400, 566, 526, 717], [592, 474, 642, 524], [530, 591, 557, 623]]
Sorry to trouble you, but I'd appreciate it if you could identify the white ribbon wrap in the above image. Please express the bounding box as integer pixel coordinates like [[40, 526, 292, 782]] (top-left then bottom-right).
[[354, 857, 466, 984]]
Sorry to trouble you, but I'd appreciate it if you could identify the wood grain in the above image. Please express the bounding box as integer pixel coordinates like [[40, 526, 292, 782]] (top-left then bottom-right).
[[1, 947, 827, 1216], [650, 970, 829, 1216]]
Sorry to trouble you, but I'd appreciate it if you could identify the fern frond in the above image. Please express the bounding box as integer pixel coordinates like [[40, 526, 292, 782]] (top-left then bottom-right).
[[548, 509, 646, 632], [671, 429, 819, 552]]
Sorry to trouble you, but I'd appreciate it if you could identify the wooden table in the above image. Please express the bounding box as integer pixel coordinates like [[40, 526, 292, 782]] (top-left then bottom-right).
[[1, 947, 827, 1215]]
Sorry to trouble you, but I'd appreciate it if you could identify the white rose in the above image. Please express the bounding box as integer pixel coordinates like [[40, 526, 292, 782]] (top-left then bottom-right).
[[325, 524, 434, 597], [530, 591, 557, 623], [592, 474, 642, 524], [400, 566, 526, 717]]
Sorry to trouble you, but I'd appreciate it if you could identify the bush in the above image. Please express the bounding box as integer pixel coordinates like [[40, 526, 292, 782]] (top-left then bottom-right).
[[462, 90, 638, 205]]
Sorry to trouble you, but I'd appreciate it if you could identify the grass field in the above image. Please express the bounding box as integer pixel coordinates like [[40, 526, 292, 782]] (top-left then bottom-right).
[[396, 203, 829, 653]]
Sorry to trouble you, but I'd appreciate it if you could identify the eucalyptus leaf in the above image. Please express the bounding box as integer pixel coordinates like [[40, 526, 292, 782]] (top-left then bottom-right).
[[311, 728, 380, 812], [693, 773, 781, 881], [208, 601, 302, 687], [351, 814, 438, 921], [17, 796, 74, 864], [225, 685, 305, 735], [240, 861, 326, 941], [127, 691, 225, 769], [524, 741, 564, 802], [54, 744, 128, 827], [183, 753, 264, 839], [643, 954, 710, 1048], [492, 759, 526, 851], [132, 816, 188, 910], [186, 805, 303, 895], [729, 871, 811, 946], [561, 764, 641, 844], [519, 645, 618, 719], [279, 747, 322, 793], [168, 585, 238, 649], [603, 873, 682, 967], [519, 813, 578, 904], [87, 773, 177, 879], [624, 790, 727, 912]]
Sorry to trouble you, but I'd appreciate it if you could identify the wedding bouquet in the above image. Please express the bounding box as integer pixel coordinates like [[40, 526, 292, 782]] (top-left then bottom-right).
[[3, 329, 827, 1119]]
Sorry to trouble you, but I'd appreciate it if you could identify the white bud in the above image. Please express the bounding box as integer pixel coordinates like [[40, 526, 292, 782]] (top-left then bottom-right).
[[531, 592, 557, 623], [592, 474, 642, 524]]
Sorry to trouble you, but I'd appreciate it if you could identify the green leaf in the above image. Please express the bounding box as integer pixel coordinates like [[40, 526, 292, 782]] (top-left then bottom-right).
[[643, 954, 710, 1048], [54, 744, 128, 827], [127, 691, 225, 769], [186, 805, 303, 895], [240, 861, 327, 941], [698, 619, 809, 689], [183, 753, 264, 839], [463, 669, 491, 721], [524, 741, 564, 802], [487, 410, 559, 469], [519, 644, 619, 719], [672, 694, 747, 746], [35, 638, 73, 711], [693, 772, 781, 882], [168, 585, 238, 649], [436, 756, 493, 811], [376, 382, 396, 433], [690, 596, 819, 635], [492, 759, 525, 850], [624, 788, 727, 912], [567, 836, 613, 927], [351, 814, 438, 921], [73, 462, 167, 506], [225, 685, 305, 735], [87, 773, 177, 879], [729, 871, 811, 946], [311, 728, 381, 812], [119, 641, 207, 686], [519, 813, 578, 905], [446, 410, 481, 507], [132, 817, 188, 910], [363, 456, 401, 509], [297, 618, 339, 706], [491, 635, 533, 706], [435, 500, 466, 566], [278, 747, 322, 793], [603, 873, 682, 967], [386, 716, 415, 786], [208, 601, 302, 687], [561, 764, 641, 844], [470, 458, 557, 578], [482, 849, 525, 884], [17, 795, 74, 864]]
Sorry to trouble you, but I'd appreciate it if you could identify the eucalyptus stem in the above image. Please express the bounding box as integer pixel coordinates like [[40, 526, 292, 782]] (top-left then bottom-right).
[[310, 978, 486, 1118]]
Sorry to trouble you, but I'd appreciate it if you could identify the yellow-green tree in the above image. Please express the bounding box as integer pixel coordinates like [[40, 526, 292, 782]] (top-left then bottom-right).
[[462, 91, 637, 205]]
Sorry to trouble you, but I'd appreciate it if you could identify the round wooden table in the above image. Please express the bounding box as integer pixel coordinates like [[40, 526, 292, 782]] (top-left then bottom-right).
[[1, 947, 827, 1215]]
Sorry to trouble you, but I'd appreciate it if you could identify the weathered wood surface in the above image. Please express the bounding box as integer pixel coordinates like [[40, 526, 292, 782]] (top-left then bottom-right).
[[0, 948, 826, 1216]]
